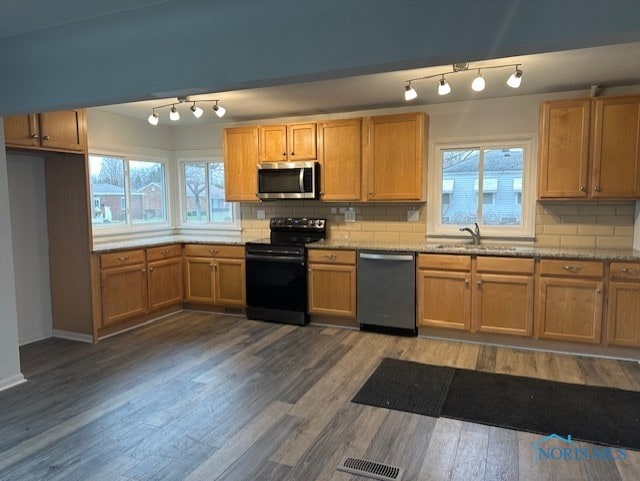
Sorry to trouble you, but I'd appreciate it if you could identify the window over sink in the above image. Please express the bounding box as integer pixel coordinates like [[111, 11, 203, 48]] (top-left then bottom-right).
[[427, 139, 535, 239]]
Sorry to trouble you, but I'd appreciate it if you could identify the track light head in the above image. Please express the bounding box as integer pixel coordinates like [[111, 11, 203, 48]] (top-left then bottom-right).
[[471, 70, 485, 92], [507, 66, 523, 88], [404, 83, 418, 101], [438, 76, 451, 96], [213, 101, 226, 118], [147, 111, 159, 126], [169, 105, 180, 121], [190, 103, 204, 118]]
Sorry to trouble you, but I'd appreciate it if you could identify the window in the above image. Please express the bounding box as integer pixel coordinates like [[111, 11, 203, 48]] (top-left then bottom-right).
[[89, 154, 167, 228], [181, 160, 237, 225], [428, 140, 535, 237]]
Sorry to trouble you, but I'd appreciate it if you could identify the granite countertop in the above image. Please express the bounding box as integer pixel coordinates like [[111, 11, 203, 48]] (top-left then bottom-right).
[[309, 239, 640, 261], [92, 235, 263, 253]]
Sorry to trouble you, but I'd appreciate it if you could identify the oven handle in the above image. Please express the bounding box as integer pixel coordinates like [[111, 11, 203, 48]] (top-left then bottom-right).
[[299, 168, 305, 193], [246, 253, 305, 263]]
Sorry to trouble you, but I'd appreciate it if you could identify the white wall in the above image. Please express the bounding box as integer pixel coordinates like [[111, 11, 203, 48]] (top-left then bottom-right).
[[0, 120, 25, 391], [7, 153, 53, 345]]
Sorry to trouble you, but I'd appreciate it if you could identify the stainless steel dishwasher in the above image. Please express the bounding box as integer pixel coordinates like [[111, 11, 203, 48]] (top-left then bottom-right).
[[357, 250, 417, 336]]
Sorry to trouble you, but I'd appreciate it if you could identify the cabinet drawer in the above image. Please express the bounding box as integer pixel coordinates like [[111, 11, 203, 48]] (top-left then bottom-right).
[[308, 249, 356, 265], [418, 254, 471, 271], [476, 256, 534, 274], [147, 244, 182, 262], [539, 259, 604, 278], [610, 262, 640, 281], [100, 249, 145, 268], [184, 244, 244, 259]]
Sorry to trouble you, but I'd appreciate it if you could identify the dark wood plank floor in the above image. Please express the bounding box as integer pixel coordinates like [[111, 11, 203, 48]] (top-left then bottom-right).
[[1, 311, 639, 480]]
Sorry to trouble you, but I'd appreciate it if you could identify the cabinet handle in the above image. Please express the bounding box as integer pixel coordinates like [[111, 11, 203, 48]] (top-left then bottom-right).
[[209, 249, 219, 255], [42, 135, 50, 141], [325, 254, 337, 261], [580, 185, 586, 192], [594, 186, 600, 192], [117, 255, 130, 263], [563, 265, 581, 273], [162, 249, 169, 255], [620, 267, 640, 275]]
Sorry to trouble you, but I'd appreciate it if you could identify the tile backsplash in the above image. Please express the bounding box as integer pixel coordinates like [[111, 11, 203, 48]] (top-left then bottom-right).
[[241, 200, 636, 248]]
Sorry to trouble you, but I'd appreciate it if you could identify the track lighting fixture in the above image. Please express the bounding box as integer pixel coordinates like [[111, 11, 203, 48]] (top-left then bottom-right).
[[403, 62, 523, 101], [404, 82, 418, 101], [213, 100, 226, 118], [147, 96, 227, 125]]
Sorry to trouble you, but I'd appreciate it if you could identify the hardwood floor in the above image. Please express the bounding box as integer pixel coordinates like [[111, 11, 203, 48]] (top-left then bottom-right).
[[1, 311, 639, 480]]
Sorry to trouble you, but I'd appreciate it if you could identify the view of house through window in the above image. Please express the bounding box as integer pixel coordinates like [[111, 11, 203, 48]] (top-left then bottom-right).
[[441, 147, 524, 227], [182, 161, 233, 223], [89, 155, 167, 227]]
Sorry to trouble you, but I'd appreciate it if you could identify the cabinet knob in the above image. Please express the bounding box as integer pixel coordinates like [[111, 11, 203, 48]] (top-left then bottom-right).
[[477, 280, 482, 286], [465, 279, 470, 286], [43, 135, 50, 141], [282, 152, 286, 156], [291, 152, 295, 156], [149, 267, 154, 272], [142, 268, 146, 273], [209, 263, 214, 268], [580, 185, 586, 192], [31, 134, 39, 139], [594, 186, 600, 192], [596, 288, 602, 294]]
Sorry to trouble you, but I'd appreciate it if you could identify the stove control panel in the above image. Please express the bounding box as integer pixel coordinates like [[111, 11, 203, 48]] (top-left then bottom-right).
[[270, 217, 326, 231]]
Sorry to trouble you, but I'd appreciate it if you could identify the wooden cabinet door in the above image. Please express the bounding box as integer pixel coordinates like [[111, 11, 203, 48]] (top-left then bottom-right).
[[148, 258, 183, 311], [365, 112, 426, 201], [287, 122, 317, 160], [223, 127, 259, 201], [100, 264, 148, 327], [215, 258, 246, 306], [537, 277, 603, 343], [184, 257, 216, 304], [39, 109, 86, 152], [417, 269, 471, 330], [538, 99, 590, 198], [318, 119, 362, 201], [259, 125, 288, 162], [475, 273, 533, 336], [3, 114, 39, 147], [591, 96, 640, 198], [607, 281, 640, 347], [308, 263, 356, 317]]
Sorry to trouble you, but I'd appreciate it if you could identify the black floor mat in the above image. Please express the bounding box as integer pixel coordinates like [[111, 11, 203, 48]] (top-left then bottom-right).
[[351, 358, 455, 417], [352, 358, 640, 450]]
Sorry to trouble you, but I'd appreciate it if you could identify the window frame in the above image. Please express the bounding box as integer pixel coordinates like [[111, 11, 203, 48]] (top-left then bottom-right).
[[427, 138, 536, 239], [89, 150, 172, 237], [177, 157, 241, 231]]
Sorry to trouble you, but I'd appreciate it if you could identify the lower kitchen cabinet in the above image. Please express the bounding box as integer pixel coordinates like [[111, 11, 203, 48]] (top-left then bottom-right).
[[607, 262, 640, 347], [536, 259, 604, 344], [474, 257, 534, 336], [100, 250, 148, 327], [417, 254, 471, 330], [147, 245, 183, 311], [184, 244, 246, 306], [307, 249, 356, 318]]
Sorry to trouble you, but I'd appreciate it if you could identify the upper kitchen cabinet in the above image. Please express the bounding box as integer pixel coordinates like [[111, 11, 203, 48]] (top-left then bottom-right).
[[317, 118, 362, 201], [538, 95, 640, 199], [591, 95, 640, 198], [363, 112, 427, 201], [223, 126, 260, 202], [4, 109, 87, 153], [259, 122, 317, 162]]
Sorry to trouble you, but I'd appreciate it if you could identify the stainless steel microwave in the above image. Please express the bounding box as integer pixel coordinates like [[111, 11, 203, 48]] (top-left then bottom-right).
[[257, 161, 320, 200]]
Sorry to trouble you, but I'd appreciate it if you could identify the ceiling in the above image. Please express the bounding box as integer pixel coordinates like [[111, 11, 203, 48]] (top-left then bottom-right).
[[96, 42, 640, 125]]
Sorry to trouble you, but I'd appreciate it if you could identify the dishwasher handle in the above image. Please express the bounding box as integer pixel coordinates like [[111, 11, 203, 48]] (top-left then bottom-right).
[[359, 252, 414, 262]]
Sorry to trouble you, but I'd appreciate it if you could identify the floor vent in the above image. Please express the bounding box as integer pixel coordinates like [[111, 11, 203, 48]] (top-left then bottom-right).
[[336, 457, 403, 481]]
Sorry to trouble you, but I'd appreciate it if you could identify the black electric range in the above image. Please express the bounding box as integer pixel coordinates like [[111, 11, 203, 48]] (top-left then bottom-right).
[[245, 217, 326, 325]]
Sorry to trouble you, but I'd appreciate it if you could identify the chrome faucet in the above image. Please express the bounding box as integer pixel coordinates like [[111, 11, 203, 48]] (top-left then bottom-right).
[[460, 222, 481, 245]]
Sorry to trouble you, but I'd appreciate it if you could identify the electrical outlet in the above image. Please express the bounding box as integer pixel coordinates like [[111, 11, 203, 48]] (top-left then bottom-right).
[[256, 209, 266, 220], [345, 207, 356, 222], [331, 207, 337, 214], [407, 209, 419, 222]]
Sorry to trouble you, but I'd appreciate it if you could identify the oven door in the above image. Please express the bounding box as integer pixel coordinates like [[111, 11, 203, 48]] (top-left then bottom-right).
[[245, 247, 308, 324]]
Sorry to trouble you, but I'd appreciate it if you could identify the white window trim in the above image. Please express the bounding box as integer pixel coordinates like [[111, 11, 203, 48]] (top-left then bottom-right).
[[177, 157, 241, 232], [89, 149, 173, 240], [427, 138, 536, 240]]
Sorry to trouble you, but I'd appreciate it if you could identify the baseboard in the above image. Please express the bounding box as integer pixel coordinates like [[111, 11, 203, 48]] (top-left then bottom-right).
[[19, 330, 53, 346], [52, 329, 93, 344], [0, 374, 26, 393]]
